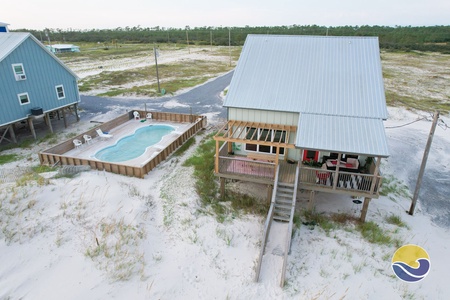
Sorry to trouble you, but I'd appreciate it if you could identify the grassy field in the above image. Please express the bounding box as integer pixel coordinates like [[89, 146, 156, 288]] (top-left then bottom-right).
[[58, 43, 241, 97], [58, 43, 449, 113], [381, 51, 450, 113]]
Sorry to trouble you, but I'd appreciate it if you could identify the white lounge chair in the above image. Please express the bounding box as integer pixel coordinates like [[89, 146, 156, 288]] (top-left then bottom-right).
[[133, 111, 141, 120], [96, 129, 113, 140], [146, 112, 152, 119], [73, 139, 82, 149], [83, 134, 92, 144]]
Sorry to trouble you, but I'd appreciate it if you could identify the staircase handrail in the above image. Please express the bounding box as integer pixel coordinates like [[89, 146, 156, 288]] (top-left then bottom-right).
[[254, 164, 280, 282], [279, 164, 300, 287]]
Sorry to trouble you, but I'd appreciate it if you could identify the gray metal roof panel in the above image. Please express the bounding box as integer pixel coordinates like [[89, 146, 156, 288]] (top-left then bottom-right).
[[224, 34, 387, 119], [0, 32, 29, 61], [296, 113, 390, 157]]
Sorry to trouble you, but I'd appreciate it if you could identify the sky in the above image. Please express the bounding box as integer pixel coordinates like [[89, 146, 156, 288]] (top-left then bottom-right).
[[3, 0, 449, 30]]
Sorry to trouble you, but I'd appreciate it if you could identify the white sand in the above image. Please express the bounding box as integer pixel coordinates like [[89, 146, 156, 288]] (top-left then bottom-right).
[[0, 107, 449, 299]]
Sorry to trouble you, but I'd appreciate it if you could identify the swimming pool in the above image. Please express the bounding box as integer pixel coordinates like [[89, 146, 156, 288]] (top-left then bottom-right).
[[95, 124, 175, 162]]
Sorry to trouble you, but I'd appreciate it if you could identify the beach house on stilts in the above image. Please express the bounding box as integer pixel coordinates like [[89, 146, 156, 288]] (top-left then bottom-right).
[[213, 34, 389, 286], [0, 24, 80, 144]]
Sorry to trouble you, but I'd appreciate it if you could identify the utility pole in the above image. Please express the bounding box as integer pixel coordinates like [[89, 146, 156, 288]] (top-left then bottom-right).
[[228, 28, 231, 66], [186, 26, 190, 54], [409, 111, 440, 215], [153, 43, 161, 93]]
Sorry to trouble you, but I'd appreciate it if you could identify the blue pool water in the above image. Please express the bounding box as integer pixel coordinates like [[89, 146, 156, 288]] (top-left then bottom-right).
[[95, 125, 175, 162]]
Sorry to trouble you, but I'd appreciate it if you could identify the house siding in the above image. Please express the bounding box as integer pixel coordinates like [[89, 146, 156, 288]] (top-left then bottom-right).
[[0, 37, 79, 127], [228, 107, 298, 127]]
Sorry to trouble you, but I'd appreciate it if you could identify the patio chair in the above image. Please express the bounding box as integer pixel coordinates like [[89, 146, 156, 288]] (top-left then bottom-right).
[[133, 111, 141, 120], [315, 165, 330, 185], [83, 134, 92, 144], [96, 128, 113, 140], [146, 112, 152, 119], [73, 139, 82, 149]]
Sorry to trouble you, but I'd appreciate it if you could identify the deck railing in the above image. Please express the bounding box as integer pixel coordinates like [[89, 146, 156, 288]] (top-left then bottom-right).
[[217, 156, 275, 181], [298, 166, 382, 197], [216, 141, 276, 182]]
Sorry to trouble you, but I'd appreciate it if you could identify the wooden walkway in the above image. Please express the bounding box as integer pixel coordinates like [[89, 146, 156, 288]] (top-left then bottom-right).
[[278, 161, 297, 184]]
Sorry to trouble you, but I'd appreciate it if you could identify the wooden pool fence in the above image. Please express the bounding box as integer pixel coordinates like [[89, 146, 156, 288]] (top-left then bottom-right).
[[38, 110, 207, 178]]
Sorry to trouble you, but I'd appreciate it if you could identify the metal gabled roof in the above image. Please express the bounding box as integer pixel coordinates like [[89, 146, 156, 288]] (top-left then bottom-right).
[[224, 34, 387, 120], [0, 32, 29, 60], [296, 113, 389, 157], [0, 32, 79, 80]]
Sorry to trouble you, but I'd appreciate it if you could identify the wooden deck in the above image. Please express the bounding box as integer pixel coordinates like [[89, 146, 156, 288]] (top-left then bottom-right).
[[278, 161, 296, 184], [216, 154, 382, 198], [298, 166, 382, 198], [217, 155, 276, 184]]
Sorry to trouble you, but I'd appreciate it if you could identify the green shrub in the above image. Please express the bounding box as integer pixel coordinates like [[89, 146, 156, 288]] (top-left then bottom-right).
[[357, 221, 392, 245], [173, 137, 195, 157], [0, 154, 19, 165]]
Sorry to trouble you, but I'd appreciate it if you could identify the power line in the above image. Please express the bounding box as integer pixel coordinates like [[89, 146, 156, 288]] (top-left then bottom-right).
[[385, 117, 428, 129]]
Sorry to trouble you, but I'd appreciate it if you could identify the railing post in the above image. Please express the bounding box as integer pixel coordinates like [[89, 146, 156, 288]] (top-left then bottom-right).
[[369, 157, 381, 194], [215, 140, 220, 173], [332, 153, 342, 190]]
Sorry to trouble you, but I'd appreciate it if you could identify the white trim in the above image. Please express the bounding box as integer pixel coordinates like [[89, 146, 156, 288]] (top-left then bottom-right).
[[12, 63, 26, 81], [55, 85, 65, 100], [245, 127, 286, 155], [17, 92, 30, 105]]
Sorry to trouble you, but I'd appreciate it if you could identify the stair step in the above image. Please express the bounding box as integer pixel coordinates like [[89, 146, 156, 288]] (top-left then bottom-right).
[[273, 215, 290, 222], [278, 183, 295, 188], [276, 198, 292, 205], [277, 189, 293, 195], [277, 187, 294, 193], [277, 193, 294, 198], [274, 210, 291, 217], [274, 204, 293, 210]]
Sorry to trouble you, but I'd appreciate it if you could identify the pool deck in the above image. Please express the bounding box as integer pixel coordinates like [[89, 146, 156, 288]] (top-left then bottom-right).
[[65, 119, 192, 167]]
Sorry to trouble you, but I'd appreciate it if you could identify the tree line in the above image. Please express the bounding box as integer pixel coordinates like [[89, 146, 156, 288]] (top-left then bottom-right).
[[14, 25, 450, 53]]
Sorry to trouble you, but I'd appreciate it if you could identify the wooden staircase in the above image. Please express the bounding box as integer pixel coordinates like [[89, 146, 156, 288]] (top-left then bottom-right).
[[273, 182, 295, 222], [255, 163, 299, 287]]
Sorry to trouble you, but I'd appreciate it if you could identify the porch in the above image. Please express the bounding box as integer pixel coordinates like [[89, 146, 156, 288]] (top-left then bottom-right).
[[215, 141, 382, 198]]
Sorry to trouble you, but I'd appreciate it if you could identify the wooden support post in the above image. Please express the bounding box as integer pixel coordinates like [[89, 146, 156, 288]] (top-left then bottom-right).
[[267, 184, 273, 204], [215, 140, 220, 173], [227, 140, 233, 154], [220, 177, 226, 200], [62, 108, 68, 128], [28, 117, 36, 139], [74, 104, 80, 122], [45, 113, 53, 133], [274, 146, 280, 178], [307, 190, 315, 211], [360, 197, 371, 222], [9, 125, 17, 143]]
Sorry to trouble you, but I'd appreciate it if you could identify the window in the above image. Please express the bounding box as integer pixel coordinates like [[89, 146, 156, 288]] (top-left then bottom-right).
[[303, 150, 319, 161], [18, 93, 30, 105], [245, 127, 285, 155], [55, 85, 65, 99], [12, 63, 26, 80]]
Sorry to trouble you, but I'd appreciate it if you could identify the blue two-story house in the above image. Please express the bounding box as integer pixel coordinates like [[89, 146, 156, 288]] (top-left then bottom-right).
[[0, 30, 80, 143]]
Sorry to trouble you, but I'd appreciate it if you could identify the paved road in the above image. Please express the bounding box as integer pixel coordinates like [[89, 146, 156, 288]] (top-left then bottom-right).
[[79, 71, 233, 120]]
